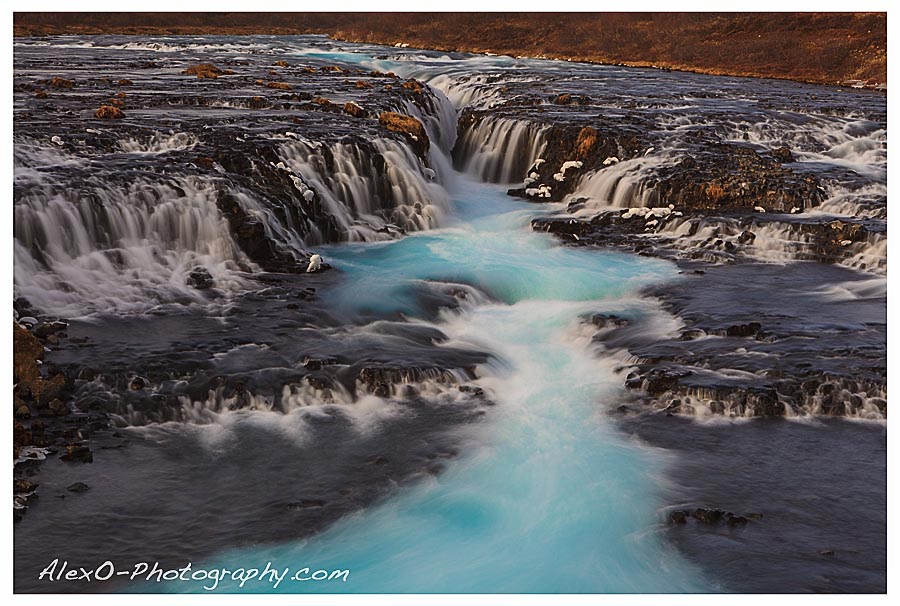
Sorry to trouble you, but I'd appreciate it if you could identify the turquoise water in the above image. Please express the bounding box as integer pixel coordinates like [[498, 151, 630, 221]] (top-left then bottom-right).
[[152, 176, 711, 593]]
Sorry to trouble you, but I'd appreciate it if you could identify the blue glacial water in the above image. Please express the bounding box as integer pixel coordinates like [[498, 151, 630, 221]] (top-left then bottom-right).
[[152, 175, 713, 593]]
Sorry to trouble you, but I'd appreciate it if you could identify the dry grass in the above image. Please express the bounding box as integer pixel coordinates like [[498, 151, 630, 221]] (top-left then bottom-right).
[[13, 13, 887, 86]]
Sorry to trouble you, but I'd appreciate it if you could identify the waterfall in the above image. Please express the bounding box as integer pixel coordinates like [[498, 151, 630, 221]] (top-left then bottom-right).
[[13, 144, 252, 317], [453, 116, 548, 183], [276, 137, 449, 244], [567, 154, 673, 209]]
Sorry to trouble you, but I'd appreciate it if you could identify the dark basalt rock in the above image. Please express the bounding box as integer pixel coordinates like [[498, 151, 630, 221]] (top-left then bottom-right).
[[587, 313, 631, 329], [67, 482, 90, 493], [186, 267, 214, 290], [626, 368, 693, 395], [60, 444, 93, 463], [725, 322, 762, 338], [771, 146, 794, 163], [282, 499, 326, 510], [669, 507, 754, 527]]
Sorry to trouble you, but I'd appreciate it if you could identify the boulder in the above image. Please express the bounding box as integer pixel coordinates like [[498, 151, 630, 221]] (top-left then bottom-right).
[[182, 63, 233, 79], [94, 105, 124, 119]]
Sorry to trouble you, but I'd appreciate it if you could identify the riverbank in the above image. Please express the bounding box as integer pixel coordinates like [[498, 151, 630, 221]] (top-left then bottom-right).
[[12, 12, 887, 89]]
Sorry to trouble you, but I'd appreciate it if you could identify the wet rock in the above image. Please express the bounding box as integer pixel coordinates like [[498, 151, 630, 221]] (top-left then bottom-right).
[[186, 267, 214, 290], [66, 482, 90, 493], [182, 63, 233, 79], [726, 513, 750, 527], [60, 444, 93, 463], [47, 399, 69, 416], [117, 79, 133, 86], [772, 146, 794, 163], [343, 102, 367, 118], [265, 81, 292, 90], [588, 313, 631, 329], [626, 368, 692, 395], [94, 105, 124, 119], [737, 229, 756, 244], [358, 365, 463, 394], [14, 479, 38, 494], [302, 356, 340, 371], [691, 508, 725, 525], [129, 376, 148, 391], [725, 322, 762, 338], [378, 111, 429, 155], [45, 77, 73, 89], [13, 421, 32, 459], [34, 321, 68, 339], [283, 499, 326, 510], [669, 510, 688, 524], [401, 79, 424, 94]]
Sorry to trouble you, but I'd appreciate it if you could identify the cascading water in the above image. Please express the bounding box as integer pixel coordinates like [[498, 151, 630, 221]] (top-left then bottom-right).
[[452, 116, 549, 183], [149, 177, 712, 593]]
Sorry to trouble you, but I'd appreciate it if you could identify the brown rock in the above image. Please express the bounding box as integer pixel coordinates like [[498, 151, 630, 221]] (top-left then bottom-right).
[[117, 79, 133, 86], [47, 77, 73, 89], [47, 398, 69, 416], [355, 80, 372, 89], [181, 63, 233, 79], [575, 126, 598, 160], [378, 111, 426, 139], [95, 105, 125, 119], [266, 81, 292, 90], [402, 79, 424, 94], [13, 421, 32, 459], [35, 90, 49, 99], [272, 60, 289, 67], [343, 102, 367, 118], [60, 444, 93, 463], [13, 323, 43, 397]]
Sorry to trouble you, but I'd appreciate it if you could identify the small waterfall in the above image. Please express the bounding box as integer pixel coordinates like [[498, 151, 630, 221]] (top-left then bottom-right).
[[453, 116, 548, 183], [117, 131, 200, 154], [568, 154, 672, 209], [14, 146, 251, 317], [277, 137, 449, 243], [15, 126, 453, 316]]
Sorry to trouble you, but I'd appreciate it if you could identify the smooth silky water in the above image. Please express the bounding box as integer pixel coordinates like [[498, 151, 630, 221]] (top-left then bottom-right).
[[150, 175, 711, 593]]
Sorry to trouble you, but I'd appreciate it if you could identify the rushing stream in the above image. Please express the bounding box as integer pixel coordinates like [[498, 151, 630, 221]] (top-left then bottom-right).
[[152, 177, 709, 593]]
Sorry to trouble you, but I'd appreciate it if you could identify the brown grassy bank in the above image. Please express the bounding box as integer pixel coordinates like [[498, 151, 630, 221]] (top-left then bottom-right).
[[13, 12, 887, 87]]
